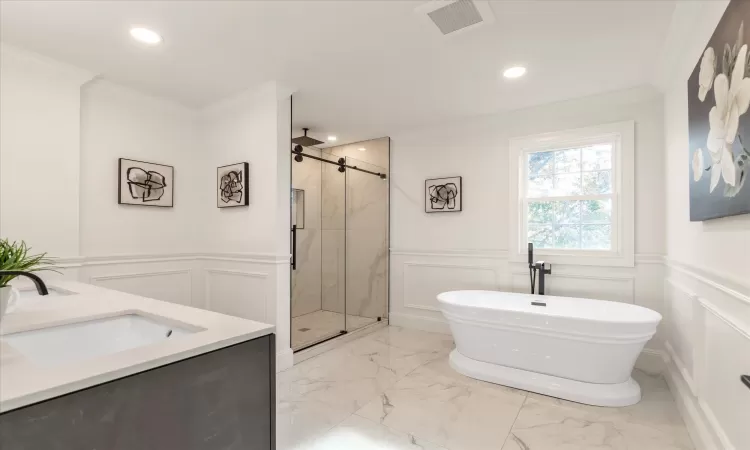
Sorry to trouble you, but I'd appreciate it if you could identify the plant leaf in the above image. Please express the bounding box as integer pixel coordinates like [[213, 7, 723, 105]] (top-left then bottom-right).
[[0, 239, 59, 287]]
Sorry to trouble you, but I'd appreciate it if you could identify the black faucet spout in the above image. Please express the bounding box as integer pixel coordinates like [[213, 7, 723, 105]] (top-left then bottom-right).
[[0, 271, 49, 296], [534, 262, 552, 296]]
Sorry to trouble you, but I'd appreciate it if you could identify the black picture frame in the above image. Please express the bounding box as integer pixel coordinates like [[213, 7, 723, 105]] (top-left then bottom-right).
[[425, 176, 462, 213], [217, 162, 250, 208], [118, 158, 174, 208]]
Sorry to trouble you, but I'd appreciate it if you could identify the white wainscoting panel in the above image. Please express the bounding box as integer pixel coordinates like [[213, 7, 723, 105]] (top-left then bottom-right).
[[390, 251, 509, 333], [403, 262, 498, 312], [664, 278, 697, 390], [699, 311, 750, 450], [90, 269, 193, 306], [663, 260, 750, 450], [204, 268, 268, 323], [390, 250, 654, 340], [511, 270, 635, 304]]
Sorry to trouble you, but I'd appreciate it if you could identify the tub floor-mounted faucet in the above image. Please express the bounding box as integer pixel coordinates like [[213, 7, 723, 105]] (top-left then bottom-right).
[[534, 261, 552, 295], [527, 244, 552, 295]]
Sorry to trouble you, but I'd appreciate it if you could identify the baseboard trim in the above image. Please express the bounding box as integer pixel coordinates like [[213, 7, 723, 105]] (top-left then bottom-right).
[[389, 311, 451, 334], [635, 348, 666, 375], [663, 357, 724, 450], [276, 348, 294, 372], [664, 340, 698, 396]]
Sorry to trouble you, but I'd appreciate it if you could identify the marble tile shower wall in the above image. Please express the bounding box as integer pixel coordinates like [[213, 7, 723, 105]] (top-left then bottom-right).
[[344, 159, 388, 319], [292, 148, 323, 318], [321, 138, 390, 320], [321, 158, 347, 314]]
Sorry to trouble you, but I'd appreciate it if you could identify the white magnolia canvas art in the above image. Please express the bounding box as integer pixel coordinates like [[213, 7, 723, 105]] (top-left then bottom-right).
[[689, 0, 750, 220]]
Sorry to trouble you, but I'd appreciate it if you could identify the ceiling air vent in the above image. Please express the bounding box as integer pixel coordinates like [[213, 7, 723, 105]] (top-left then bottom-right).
[[415, 0, 495, 37]]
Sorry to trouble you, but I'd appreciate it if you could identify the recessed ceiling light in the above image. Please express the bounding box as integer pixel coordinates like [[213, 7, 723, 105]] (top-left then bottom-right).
[[503, 66, 526, 79], [130, 27, 162, 45], [358, 147, 366, 152], [327, 136, 337, 142]]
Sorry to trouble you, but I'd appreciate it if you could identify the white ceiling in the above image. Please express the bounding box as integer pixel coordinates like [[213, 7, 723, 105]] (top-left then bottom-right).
[[0, 0, 676, 145]]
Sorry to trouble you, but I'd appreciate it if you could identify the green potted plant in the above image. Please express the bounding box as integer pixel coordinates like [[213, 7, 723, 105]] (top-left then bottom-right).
[[0, 239, 57, 319]]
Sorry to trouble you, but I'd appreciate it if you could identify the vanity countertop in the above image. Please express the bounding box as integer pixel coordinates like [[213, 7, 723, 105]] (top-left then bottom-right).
[[0, 280, 274, 413]]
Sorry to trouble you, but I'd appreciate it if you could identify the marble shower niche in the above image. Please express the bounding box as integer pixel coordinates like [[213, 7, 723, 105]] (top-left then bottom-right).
[[291, 137, 389, 350]]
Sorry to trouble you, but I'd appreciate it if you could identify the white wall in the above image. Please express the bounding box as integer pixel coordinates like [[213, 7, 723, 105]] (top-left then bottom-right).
[[199, 81, 293, 366], [389, 87, 667, 358], [201, 83, 286, 254], [659, 2, 750, 449], [391, 86, 664, 254], [0, 45, 92, 258], [0, 46, 294, 370], [74, 79, 205, 309], [79, 80, 202, 256]]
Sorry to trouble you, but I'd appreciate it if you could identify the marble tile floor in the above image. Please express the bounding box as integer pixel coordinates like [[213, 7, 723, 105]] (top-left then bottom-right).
[[277, 326, 695, 450], [292, 310, 377, 349]]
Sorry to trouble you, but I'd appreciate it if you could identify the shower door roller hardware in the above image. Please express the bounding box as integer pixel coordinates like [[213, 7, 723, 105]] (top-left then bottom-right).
[[291, 149, 386, 178]]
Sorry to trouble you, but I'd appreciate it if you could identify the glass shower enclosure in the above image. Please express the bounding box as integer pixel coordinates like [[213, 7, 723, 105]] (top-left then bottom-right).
[[290, 138, 389, 351]]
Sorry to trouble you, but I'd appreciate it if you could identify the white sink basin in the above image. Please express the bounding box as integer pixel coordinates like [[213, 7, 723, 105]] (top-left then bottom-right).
[[1, 314, 196, 367]]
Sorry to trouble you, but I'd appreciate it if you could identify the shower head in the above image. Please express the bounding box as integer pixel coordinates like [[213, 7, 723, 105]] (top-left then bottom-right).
[[291, 128, 324, 147]]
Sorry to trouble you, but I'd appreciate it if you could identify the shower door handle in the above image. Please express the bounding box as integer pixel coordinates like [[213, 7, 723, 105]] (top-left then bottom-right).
[[291, 225, 297, 270]]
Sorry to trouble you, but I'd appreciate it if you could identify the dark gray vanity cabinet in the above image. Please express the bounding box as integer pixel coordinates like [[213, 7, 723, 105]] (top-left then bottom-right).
[[0, 334, 275, 450]]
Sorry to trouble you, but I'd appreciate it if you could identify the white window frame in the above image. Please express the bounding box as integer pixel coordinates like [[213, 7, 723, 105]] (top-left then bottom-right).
[[508, 121, 635, 267]]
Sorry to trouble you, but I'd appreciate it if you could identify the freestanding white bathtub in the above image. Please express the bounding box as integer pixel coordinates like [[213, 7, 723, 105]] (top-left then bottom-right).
[[437, 290, 662, 407]]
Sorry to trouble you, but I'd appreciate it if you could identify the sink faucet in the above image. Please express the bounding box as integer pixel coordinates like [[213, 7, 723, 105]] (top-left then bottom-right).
[[0, 271, 49, 296]]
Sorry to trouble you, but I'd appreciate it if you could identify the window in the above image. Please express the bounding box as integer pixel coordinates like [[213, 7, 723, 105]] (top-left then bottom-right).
[[509, 122, 634, 267], [526, 144, 614, 250]]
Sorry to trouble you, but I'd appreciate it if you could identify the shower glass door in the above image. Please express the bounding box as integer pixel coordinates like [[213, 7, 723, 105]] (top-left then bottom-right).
[[291, 138, 390, 350], [291, 148, 345, 350], [345, 155, 388, 332]]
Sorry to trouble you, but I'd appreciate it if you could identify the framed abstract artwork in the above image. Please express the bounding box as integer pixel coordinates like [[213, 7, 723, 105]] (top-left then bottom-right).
[[217, 162, 249, 208], [688, 0, 750, 220], [118, 158, 174, 207], [425, 176, 462, 213]]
